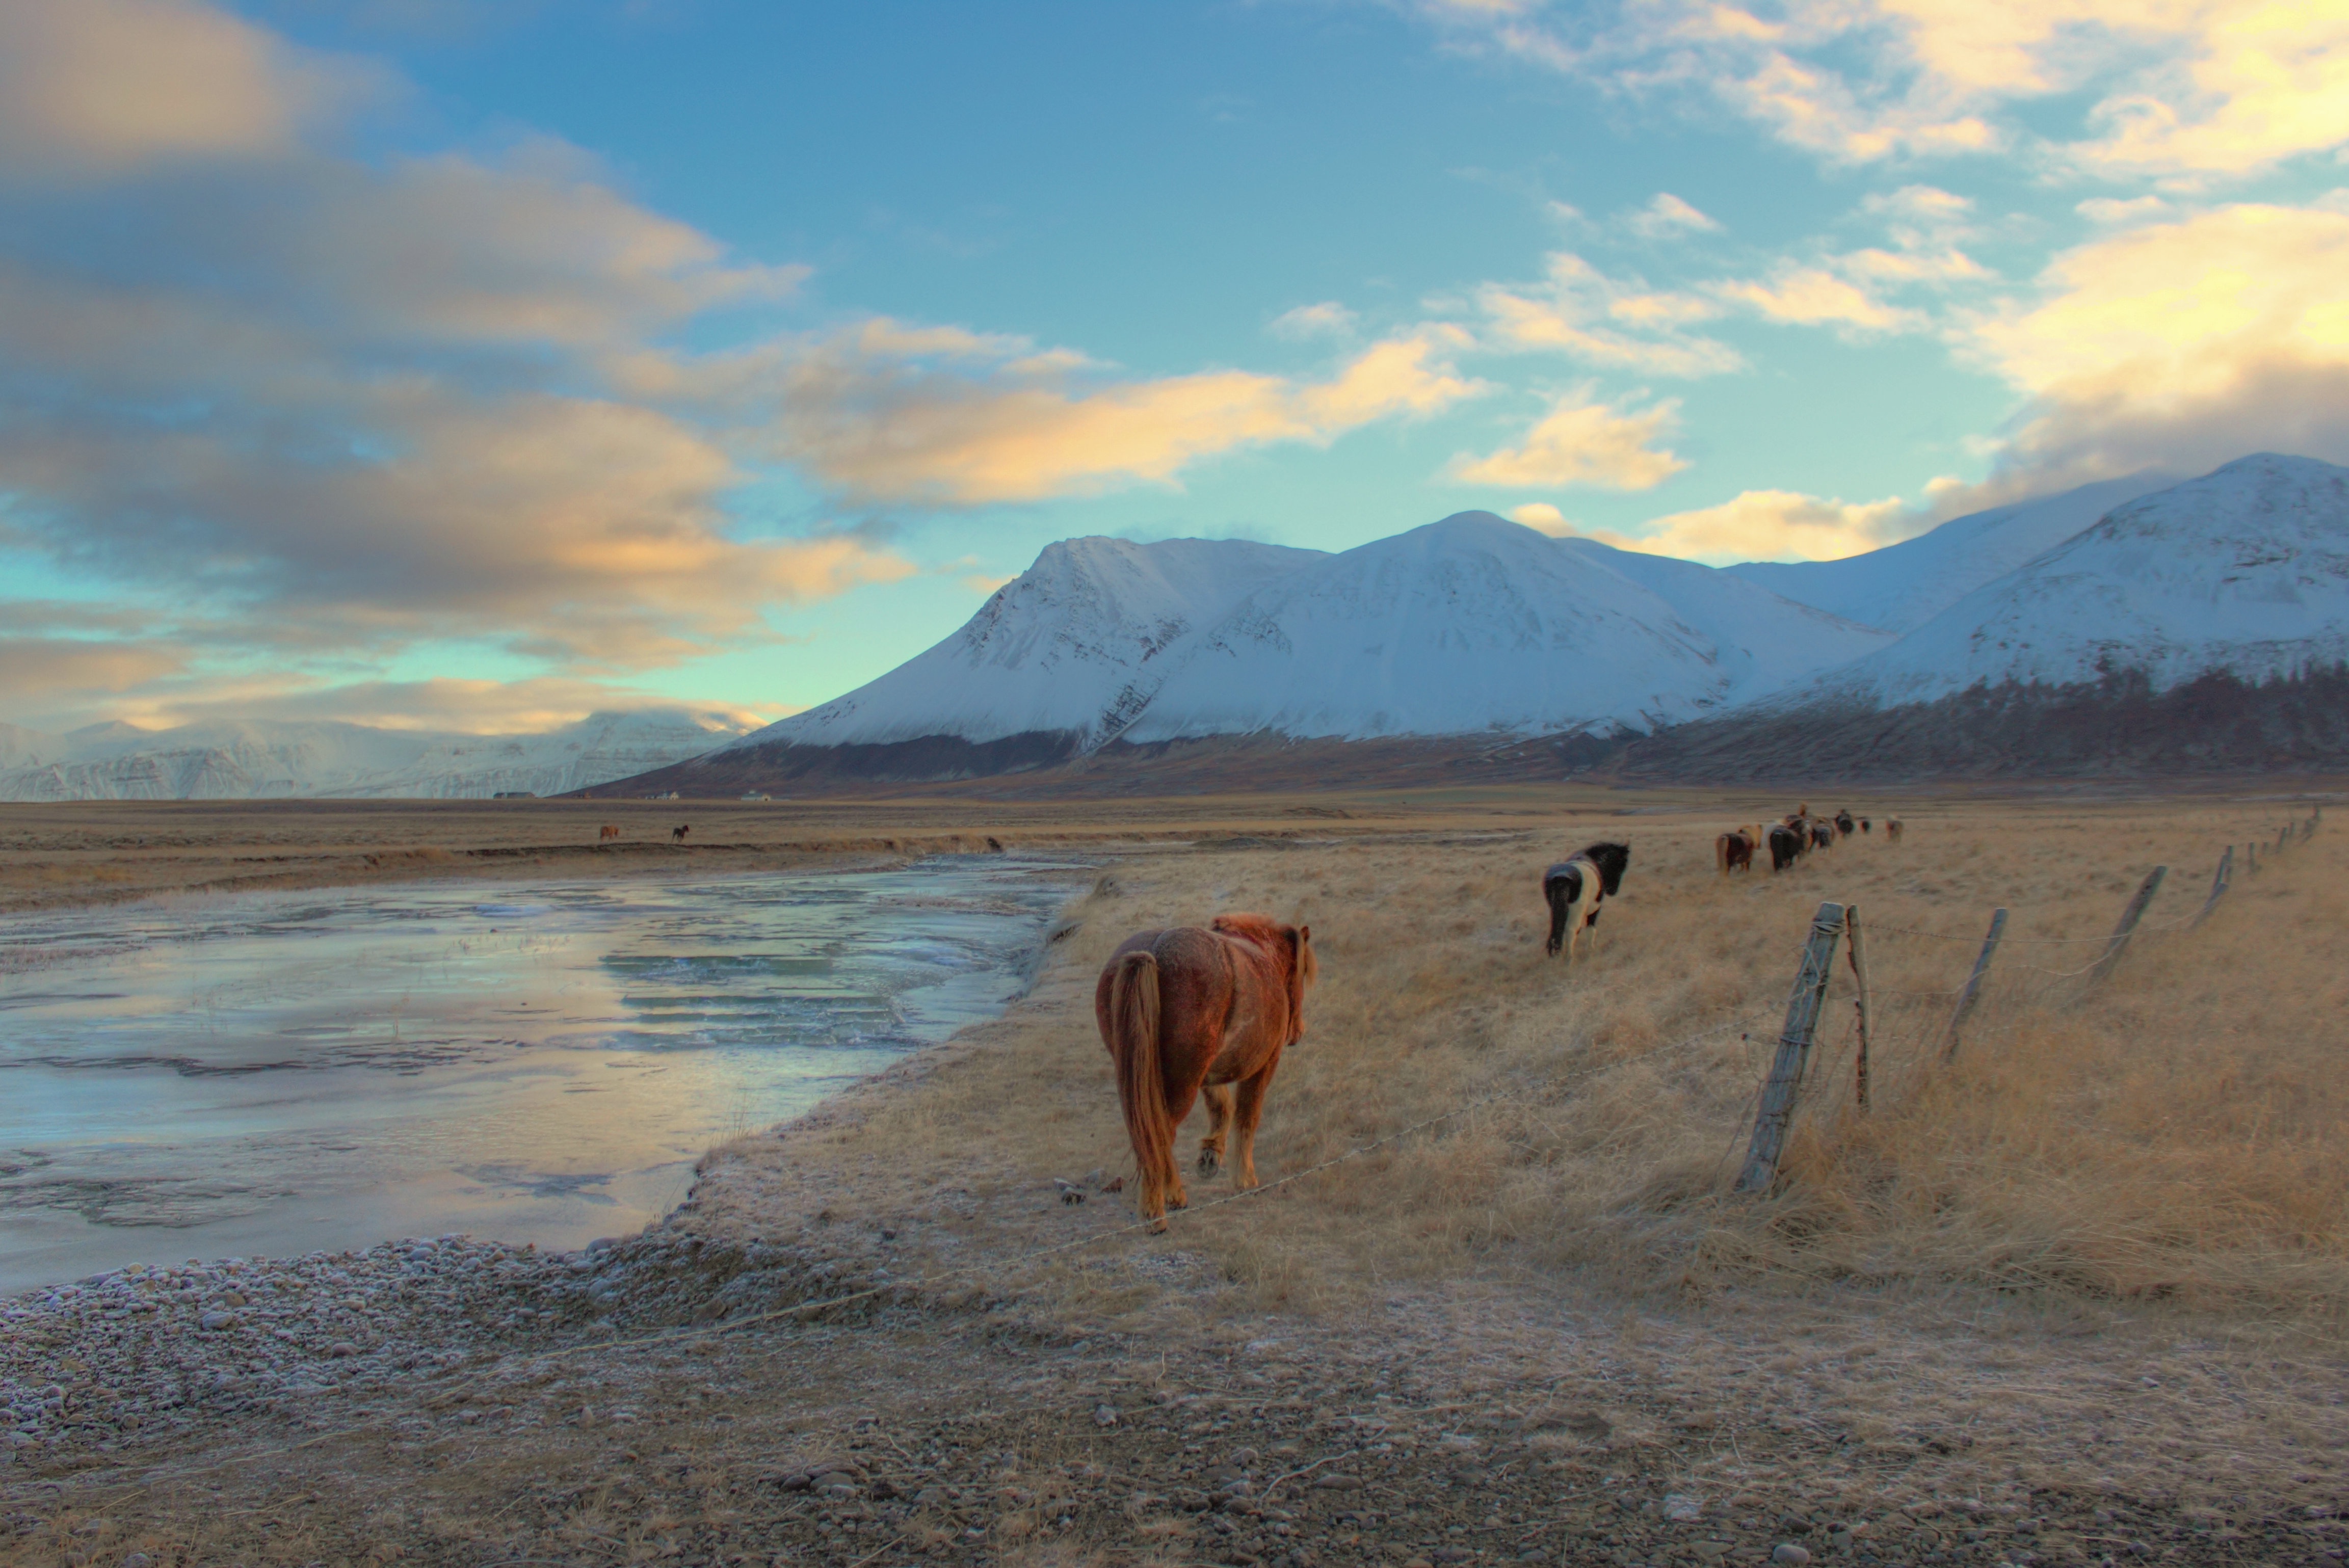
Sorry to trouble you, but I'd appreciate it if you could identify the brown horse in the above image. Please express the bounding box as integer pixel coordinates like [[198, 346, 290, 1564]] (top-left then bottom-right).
[[1715, 829, 1756, 874], [670, 825, 690, 843], [1095, 913, 1317, 1229], [599, 825, 620, 842]]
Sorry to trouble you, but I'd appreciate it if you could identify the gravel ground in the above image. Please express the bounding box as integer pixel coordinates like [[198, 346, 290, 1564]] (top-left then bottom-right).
[[7, 1218, 2344, 1568]]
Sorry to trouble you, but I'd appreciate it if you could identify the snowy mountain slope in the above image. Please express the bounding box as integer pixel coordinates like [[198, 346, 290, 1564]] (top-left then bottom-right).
[[714, 515, 1892, 776], [1123, 513, 1893, 741], [1786, 454, 2349, 708], [725, 536, 1327, 754], [1725, 471, 2176, 633], [0, 709, 754, 801]]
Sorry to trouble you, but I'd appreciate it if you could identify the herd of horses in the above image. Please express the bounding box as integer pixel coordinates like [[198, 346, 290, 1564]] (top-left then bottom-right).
[[1093, 805, 1904, 1226], [593, 825, 692, 843], [1716, 804, 1902, 874]]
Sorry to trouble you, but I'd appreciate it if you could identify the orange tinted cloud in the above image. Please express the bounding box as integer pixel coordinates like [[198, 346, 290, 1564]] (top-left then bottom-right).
[[760, 325, 1486, 506]]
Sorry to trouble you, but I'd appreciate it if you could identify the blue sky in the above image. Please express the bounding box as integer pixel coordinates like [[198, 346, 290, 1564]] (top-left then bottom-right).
[[4, 0, 2346, 733]]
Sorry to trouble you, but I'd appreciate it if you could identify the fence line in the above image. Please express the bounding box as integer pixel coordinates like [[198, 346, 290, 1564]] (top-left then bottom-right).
[[1735, 806, 2326, 1190]]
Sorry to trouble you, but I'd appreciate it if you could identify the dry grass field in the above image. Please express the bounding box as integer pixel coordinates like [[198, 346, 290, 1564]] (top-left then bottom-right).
[[5, 786, 2347, 1567]]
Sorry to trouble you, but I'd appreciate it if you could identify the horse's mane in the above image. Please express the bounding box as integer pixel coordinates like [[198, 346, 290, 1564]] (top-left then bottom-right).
[[1575, 841, 1631, 896], [1209, 912, 1286, 944]]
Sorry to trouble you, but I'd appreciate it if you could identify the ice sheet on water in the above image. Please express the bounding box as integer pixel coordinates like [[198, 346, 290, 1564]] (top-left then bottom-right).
[[0, 855, 1082, 1292]]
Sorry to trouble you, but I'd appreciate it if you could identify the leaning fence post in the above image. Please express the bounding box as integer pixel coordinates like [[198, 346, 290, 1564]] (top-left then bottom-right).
[[2086, 866, 2169, 990], [1735, 901, 1846, 1194], [1845, 905, 1875, 1111], [2189, 845, 2233, 929], [1940, 908, 2007, 1062], [2246, 841, 2259, 876]]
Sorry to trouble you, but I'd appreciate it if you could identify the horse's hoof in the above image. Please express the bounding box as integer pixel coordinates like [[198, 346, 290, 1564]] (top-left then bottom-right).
[[1197, 1149, 1222, 1175], [1168, 1191, 1188, 1211], [1147, 1216, 1169, 1235]]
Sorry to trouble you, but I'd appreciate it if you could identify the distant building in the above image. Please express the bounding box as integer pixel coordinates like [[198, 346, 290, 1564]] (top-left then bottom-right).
[[491, 790, 536, 799], [741, 792, 772, 802]]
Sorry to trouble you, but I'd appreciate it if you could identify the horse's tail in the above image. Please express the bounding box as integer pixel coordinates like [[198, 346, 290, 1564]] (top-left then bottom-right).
[[1108, 950, 1173, 1219], [1544, 874, 1571, 957], [1715, 834, 1730, 875]]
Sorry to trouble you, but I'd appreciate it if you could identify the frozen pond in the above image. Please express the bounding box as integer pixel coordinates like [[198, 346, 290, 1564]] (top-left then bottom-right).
[[0, 858, 1079, 1293]]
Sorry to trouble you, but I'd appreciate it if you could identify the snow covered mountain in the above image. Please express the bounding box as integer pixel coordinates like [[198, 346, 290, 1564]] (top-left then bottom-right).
[[758, 535, 1326, 755], [720, 513, 1892, 774], [1785, 454, 2349, 708], [0, 708, 755, 801], [1724, 471, 2176, 633]]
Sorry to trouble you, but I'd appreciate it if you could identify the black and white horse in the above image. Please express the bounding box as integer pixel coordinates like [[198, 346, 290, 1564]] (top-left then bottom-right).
[[1834, 809, 1856, 837], [1810, 820, 1835, 851], [1767, 823, 1805, 871], [1543, 842, 1631, 961]]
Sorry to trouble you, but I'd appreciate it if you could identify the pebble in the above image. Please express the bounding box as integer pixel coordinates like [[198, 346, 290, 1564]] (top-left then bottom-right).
[[1094, 1403, 1119, 1427], [1664, 1492, 1703, 1522], [0, 1230, 732, 1457], [1772, 1546, 1812, 1565]]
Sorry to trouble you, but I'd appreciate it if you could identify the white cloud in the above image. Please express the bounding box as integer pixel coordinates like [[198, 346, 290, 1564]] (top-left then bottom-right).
[[1623, 489, 1919, 562], [1417, 0, 2349, 179], [745, 324, 1488, 506], [1449, 393, 1687, 489], [1268, 301, 1359, 339], [1475, 252, 1743, 377], [1628, 192, 1722, 236], [1957, 200, 2349, 485]]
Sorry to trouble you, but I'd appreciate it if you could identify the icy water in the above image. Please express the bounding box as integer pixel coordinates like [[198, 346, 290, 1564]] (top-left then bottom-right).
[[0, 859, 1078, 1293]]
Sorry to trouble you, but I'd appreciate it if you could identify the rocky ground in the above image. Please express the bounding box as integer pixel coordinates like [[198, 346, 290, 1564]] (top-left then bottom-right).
[[6, 1211, 2344, 1568]]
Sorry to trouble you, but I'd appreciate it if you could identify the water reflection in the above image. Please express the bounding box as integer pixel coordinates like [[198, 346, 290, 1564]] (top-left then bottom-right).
[[0, 858, 1078, 1291]]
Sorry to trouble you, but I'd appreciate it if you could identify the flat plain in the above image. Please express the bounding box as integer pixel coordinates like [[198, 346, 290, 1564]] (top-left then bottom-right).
[[4, 784, 2345, 1568]]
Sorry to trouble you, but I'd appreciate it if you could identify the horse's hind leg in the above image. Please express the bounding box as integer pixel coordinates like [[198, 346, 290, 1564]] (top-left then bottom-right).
[[1198, 1082, 1233, 1176], [1230, 1061, 1281, 1191]]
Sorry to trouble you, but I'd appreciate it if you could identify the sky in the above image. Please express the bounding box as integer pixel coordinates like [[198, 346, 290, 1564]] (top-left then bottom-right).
[[3, 0, 2346, 736]]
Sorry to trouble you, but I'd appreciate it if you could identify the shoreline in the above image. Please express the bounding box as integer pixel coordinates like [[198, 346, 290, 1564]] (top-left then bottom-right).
[[1, 852, 1099, 1298]]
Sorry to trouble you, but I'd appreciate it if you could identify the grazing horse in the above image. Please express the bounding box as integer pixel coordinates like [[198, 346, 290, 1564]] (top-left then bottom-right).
[[1810, 820, 1835, 851], [1543, 842, 1631, 962], [1095, 914, 1317, 1228], [1885, 818, 1904, 842], [1768, 822, 1805, 871], [1715, 830, 1755, 875], [1834, 809, 1856, 837], [1860, 817, 1872, 835], [599, 825, 620, 842], [670, 825, 690, 844]]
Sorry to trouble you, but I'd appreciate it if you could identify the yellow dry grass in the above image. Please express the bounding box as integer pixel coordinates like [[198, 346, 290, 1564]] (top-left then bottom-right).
[[739, 798, 2347, 1330]]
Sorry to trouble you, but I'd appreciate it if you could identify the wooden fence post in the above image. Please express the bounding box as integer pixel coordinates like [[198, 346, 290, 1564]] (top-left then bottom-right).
[[2189, 845, 2234, 929], [1735, 901, 1846, 1194], [2246, 841, 2259, 876], [1845, 905, 1875, 1111], [2086, 866, 2169, 990], [1940, 908, 2008, 1062]]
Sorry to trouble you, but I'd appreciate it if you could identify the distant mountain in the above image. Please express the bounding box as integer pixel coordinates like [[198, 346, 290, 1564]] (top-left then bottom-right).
[[1799, 454, 2349, 707], [0, 708, 755, 801], [683, 513, 1891, 786], [1608, 455, 2349, 780], [755, 535, 1326, 771], [1725, 471, 2176, 633]]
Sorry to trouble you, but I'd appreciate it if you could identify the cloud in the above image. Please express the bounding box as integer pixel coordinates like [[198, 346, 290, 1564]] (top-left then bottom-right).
[[1417, 1, 2349, 179], [1507, 501, 1578, 535], [1475, 253, 1743, 377], [751, 324, 1487, 506], [1622, 489, 1918, 562], [0, 0, 384, 182], [1957, 201, 2349, 486], [1449, 393, 1687, 489], [0, 638, 188, 702], [96, 677, 781, 736], [1627, 193, 1721, 236], [2076, 195, 2172, 225], [1711, 267, 1927, 332], [1268, 301, 1359, 339]]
